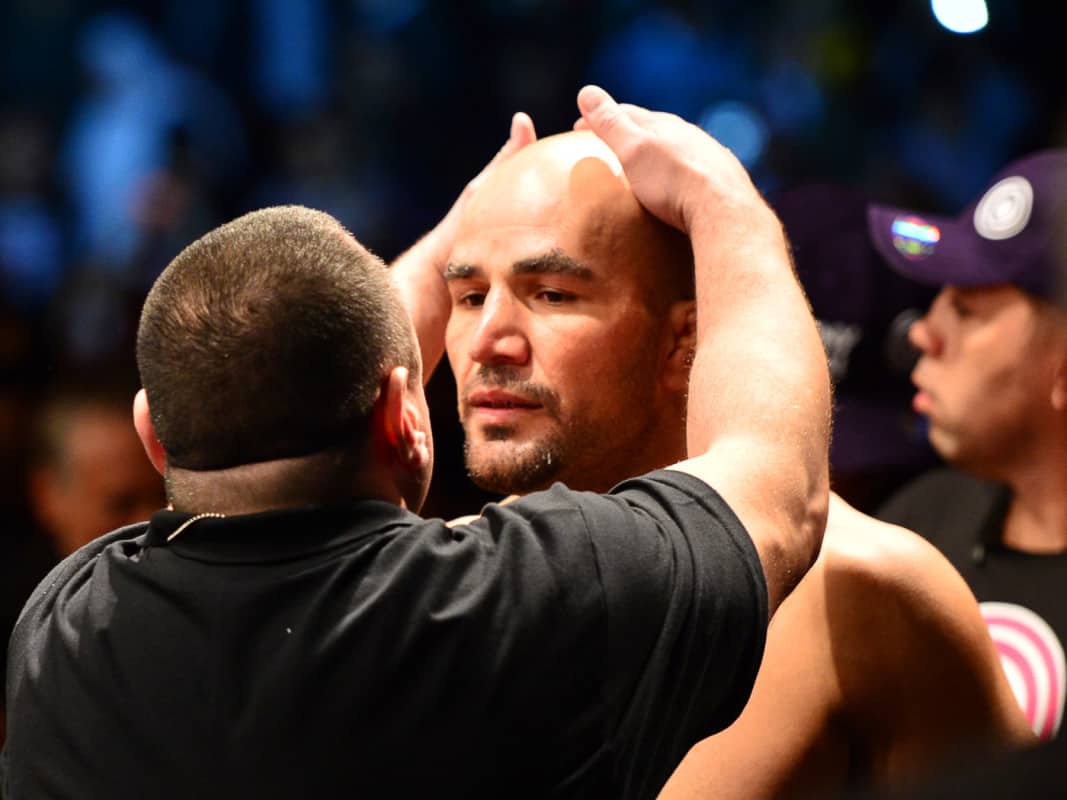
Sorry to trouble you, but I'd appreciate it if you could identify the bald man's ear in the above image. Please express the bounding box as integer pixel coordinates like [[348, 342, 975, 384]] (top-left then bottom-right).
[[133, 389, 167, 476], [662, 301, 697, 394]]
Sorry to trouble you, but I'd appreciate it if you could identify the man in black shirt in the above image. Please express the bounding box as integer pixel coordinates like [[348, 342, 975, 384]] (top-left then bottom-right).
[[2, 88, 830, 799]]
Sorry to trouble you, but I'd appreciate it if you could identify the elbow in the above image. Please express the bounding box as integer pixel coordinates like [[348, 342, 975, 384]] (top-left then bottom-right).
[[767, 465, 829, 614]]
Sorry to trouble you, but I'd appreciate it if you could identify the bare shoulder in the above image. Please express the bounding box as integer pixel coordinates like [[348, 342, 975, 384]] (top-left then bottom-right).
[[821, 494, 1034, 761], [657, 495, 1032, 800], [819, 492, 998, 665], [821, 493, 974, 612]]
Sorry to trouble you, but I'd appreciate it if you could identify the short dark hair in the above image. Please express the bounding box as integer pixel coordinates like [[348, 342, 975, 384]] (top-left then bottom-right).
[[137, 206, 417, 470]]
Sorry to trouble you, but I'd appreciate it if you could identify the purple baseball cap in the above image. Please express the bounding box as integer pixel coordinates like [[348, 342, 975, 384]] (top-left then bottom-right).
[[868, 149, 1067, 300]]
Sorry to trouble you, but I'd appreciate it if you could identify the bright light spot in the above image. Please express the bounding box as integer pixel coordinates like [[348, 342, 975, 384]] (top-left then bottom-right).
[[931, 0, 989, 34], [698, 101, 768, 167]]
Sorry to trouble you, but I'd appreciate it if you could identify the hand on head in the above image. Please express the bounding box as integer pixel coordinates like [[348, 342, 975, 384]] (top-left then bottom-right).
[[574, 85, 763, 236]]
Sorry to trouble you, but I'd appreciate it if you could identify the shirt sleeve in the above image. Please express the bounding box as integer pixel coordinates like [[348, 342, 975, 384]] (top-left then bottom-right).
[[484, 469, 767, 798], [5, 524, 149, 729], [589, 469, 769, 797]]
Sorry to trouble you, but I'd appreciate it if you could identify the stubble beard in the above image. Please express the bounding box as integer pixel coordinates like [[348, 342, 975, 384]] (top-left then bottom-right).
[[460, 365, 573, 494], [464, 423, 568, 494]]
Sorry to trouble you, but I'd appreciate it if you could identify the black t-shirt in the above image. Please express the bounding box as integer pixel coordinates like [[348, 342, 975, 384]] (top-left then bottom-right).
[[3, 470, 767, 799], [878, 467, 1067, 741]]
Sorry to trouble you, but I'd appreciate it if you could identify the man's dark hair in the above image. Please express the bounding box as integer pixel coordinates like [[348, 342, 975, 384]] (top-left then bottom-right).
[[137, 206, 418, 471]]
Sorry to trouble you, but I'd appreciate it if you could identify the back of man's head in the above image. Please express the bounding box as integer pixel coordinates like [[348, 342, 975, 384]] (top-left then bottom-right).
[[137, 205, 418, 471]]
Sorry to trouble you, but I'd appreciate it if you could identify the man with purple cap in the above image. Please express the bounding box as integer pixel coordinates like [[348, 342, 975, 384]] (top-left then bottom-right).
[[873, 149, 1067, 742]]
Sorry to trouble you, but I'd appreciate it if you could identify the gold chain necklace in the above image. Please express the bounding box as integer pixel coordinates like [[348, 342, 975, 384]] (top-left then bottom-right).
[[167, 512, 227, 542]]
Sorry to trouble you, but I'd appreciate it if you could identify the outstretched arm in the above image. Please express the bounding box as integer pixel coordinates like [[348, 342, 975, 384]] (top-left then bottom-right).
[[390, 113, 537, 381], [576, 86, 830, 614]]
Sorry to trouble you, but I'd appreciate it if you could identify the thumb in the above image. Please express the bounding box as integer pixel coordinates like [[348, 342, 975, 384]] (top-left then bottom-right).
[[576, 85, 641, 146], [509, 111, 537, 149]]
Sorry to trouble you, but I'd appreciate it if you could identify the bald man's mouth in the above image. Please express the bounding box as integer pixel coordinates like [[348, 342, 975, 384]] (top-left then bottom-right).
[[464, 389, 543, 427]]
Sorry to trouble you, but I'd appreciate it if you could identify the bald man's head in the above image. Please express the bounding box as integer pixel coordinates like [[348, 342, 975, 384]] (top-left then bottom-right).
[[458, 131, 694, 313], [444, 131, 696, 494]]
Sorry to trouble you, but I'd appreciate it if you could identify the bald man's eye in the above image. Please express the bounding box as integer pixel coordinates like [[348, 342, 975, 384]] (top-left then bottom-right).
[[455, 291, 486, 308], [535, 289, 573, 305]]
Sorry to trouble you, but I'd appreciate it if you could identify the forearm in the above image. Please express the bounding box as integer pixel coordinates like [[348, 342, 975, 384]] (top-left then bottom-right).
[[390, 230, 452, 382], [572, 85, 830, 609], [686, 199, 831, 606]]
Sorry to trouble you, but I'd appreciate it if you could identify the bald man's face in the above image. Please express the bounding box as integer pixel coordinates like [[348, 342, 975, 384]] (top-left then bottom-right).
[[444, 134, 690, 494]]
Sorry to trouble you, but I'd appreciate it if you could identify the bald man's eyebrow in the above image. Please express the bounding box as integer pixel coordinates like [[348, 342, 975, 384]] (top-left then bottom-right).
[[444, 263, 481, 281], [444, 250, 595, 282], [513, 250, 594, 280]]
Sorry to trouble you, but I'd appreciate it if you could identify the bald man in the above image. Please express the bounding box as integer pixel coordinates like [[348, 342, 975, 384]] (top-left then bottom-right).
[[408, 120, 1033, 798]]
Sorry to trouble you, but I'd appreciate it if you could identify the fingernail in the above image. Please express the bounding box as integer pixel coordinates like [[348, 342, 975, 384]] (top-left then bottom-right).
[[578, 85, 606, 111]]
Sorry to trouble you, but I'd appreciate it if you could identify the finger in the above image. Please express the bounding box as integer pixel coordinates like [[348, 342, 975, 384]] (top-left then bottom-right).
[[575, 103, 657, 132], [511, 111, 537, 147], [576, 85, 645, 148], [615, 103, 659, 124], [461, 113, 536, 199], [492, 112, 536, 167]]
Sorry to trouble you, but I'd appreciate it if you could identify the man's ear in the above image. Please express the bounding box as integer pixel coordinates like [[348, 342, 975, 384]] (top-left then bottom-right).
[[1046, 314, 1067, 412], [661, 300, 697, 394], [1051, 352, 1067, 412], [133, 389, 167, 476], [379, 367, 431, 469]]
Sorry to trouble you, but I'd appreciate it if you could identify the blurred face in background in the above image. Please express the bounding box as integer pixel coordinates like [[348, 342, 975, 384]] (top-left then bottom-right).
[[907, 284, 1067, 478], [29, 400, 165, 556]]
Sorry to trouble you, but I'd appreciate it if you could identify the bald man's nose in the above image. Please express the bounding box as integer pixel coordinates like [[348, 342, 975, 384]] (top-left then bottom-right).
[[469, 292, 530, 366]]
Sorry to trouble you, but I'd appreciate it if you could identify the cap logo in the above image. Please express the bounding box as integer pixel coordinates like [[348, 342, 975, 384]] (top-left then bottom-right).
[[890, 216, 941, 260], [973, 175, 1033, 240]]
